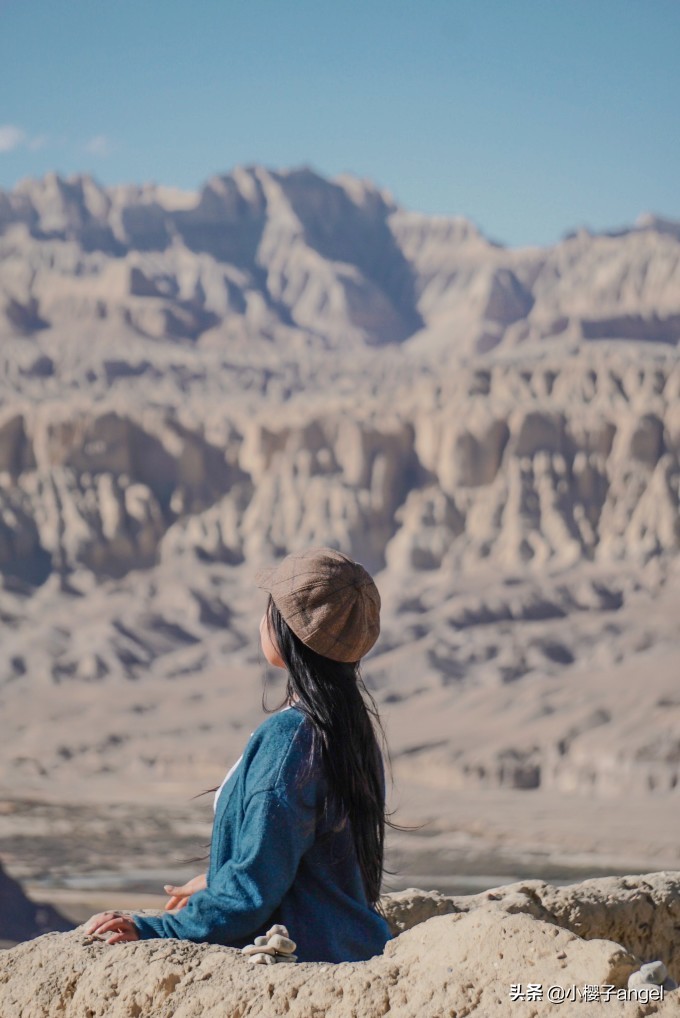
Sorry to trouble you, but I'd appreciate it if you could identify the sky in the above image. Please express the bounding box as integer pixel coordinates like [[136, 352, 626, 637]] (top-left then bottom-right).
[[0, 0, 678, 248]]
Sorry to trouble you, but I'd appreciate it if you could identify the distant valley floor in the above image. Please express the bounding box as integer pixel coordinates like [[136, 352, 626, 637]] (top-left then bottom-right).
[[1, 783, 677, 909]]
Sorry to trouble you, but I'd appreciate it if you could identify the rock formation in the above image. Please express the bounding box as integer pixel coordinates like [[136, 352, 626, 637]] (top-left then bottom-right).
[[2, 168, 679, 361], [1, 872, 678, 1016], [1, 353, 679, 582], [382, 872, 680, 978], [0, 406, 247, 583], [0, 860, 72, 943]]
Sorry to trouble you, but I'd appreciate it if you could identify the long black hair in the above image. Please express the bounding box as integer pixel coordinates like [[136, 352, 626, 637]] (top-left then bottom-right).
[[263, 593, 394, 908], [186, 593, 420, 897]]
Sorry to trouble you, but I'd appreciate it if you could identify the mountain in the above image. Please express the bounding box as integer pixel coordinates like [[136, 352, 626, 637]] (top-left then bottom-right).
[[0, 166, 679, 892], [1, 166, 679, 369]]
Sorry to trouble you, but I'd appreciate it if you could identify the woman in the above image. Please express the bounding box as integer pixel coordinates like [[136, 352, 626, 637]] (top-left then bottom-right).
[[86, 546, 393, 963]]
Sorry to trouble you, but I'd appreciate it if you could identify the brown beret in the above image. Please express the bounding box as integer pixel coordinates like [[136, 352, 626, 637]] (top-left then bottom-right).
[[255, 546, 381, 663]]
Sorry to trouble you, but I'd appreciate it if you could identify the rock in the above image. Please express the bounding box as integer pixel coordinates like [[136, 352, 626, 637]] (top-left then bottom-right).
[[477, 267, 534, 325], [247, 952, 276, 965], [267, 934, 296, 954], [641, 960, 668, 984], [512, 411, 566, 458], [0, 407, 245, 580], [628, 970, 657, 990], [627, 958, 678, 993], [242, 944, 278, 956], [380, 887, 459, 935], [0, 899, 649, 1017], [242, 927, 298, 963], [0, 860, 73, 941], [3, 165, 679, 360], [380, 873, 680, 988]]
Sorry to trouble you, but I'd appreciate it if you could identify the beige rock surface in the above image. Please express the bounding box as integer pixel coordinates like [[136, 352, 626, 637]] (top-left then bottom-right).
[[383, 872, 680, 980], [2, 873, 679, 1016], [3, 168, 679, 362]]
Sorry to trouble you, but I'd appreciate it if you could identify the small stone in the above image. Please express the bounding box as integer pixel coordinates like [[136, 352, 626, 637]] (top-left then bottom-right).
[[628, 971, 657, 990], [268, 933, 296, 954], [254, 936, 269, 946], [273, 954, 298, 963], [640, 960, 667, 984], [266, 924, 289, 938], [662, 977, 678, 991], [247, 952, 275, 965], [242, 944, 277, 956]]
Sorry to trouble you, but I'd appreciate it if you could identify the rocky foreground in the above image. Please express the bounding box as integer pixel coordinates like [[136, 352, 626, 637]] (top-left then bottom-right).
[[1, 872, 678, 1017]]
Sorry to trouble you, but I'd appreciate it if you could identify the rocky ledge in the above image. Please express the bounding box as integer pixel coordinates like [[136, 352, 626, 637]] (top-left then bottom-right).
[[1, 871, 678, 1016]]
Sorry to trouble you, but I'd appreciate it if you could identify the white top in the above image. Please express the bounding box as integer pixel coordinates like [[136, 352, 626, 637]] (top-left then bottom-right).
[[213, 704, 294, 813]]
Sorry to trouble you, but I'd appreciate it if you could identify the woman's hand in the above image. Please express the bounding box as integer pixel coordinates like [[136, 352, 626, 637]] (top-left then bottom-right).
[[85, 911, 140, 944], [163, 872, 207, 912]]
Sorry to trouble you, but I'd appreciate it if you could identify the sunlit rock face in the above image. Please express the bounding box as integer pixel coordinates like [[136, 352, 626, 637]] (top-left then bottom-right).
[[0, 408, 247, 582], [1, 356, 678, 584], [2, 167, 680, 357], [2, 873, 678, 1017]]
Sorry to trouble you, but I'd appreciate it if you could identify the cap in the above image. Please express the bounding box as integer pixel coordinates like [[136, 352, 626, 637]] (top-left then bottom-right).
[[254, 546, 381, 663]]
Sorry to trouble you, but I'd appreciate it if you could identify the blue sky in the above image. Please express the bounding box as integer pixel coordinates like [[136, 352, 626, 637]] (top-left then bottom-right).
[[1, 0, 678, 247]]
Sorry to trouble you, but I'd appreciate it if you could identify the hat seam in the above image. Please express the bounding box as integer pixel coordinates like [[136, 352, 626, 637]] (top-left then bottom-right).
[[278, 582, 368, 618]]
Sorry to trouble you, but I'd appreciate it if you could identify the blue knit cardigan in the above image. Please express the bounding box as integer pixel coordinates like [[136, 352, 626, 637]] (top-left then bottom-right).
[[132, 704, 392, 963]]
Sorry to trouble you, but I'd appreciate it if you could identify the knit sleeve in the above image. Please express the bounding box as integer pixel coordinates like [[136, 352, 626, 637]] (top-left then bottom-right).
[[131, 786, 316, 943]]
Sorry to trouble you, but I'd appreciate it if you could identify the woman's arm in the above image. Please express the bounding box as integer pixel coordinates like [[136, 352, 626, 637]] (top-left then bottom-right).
[[131, 788, 316, 943]]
